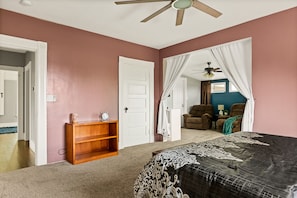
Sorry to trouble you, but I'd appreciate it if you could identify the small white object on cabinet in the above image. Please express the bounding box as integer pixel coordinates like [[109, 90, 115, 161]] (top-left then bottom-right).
[[101, 112, 109, 121]]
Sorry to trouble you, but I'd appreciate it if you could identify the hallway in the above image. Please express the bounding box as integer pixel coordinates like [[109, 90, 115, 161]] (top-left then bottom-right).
[[0, 133, 34, 173]]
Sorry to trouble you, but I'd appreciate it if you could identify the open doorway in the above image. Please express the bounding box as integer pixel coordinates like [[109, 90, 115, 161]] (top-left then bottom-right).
[[159, 38, 253, 139], [0, 69, 19, 129], [0, 52, 35, 172], [0, 34, 47, 166]]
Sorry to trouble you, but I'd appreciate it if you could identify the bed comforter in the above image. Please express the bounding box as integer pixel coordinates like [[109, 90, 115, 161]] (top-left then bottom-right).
[[134, 132, 297, 198]]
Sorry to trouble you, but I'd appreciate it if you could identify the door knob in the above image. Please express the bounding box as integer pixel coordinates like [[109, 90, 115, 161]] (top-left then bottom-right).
[[124, 107, 128, 113]]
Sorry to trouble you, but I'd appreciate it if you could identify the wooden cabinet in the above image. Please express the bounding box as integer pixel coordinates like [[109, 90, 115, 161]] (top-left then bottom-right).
[[66, 120, 118, 164]]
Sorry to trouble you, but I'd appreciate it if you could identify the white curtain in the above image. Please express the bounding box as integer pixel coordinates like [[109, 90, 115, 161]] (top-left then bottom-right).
[[157, 54, 191, 139], [210, 38, 254, 131]]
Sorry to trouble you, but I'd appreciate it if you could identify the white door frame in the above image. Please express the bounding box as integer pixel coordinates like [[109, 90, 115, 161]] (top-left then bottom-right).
[[118, 56, 154, 149], [0, 34, 47, 166]]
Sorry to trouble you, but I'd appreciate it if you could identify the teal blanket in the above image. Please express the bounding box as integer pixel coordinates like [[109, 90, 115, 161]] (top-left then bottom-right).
[[222, 116, 240, 135]]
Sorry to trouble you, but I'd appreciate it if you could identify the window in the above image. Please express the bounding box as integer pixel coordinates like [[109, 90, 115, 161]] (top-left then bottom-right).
[[229, 82, 239, 92], [211, 82, 226, 93]]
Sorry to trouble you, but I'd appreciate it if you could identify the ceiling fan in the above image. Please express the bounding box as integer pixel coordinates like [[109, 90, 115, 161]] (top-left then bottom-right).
[[204, 62, 222, 78], [114, 0, 222, 26]]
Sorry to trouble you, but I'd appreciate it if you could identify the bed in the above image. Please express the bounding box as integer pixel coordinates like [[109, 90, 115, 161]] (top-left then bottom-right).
[[134, 132, 297, 198]]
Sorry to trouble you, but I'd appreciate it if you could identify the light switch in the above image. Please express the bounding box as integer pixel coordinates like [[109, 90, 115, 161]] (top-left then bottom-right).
[[47, 95, 56, 102]]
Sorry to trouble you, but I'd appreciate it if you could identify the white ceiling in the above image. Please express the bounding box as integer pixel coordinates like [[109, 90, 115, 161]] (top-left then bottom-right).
[[1, 0, 296, 49], [1, 0, 296, 80], [181, 49, 226, 81]]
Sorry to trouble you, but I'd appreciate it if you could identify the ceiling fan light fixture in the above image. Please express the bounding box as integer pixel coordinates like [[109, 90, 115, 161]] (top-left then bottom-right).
[[204, 72, 214, 78], [19, 0, 32, 6], [172, 0, 192, 10]]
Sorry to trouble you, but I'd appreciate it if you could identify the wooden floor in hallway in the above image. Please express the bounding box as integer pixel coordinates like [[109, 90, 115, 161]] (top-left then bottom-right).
[[0, 133, 35, 173]]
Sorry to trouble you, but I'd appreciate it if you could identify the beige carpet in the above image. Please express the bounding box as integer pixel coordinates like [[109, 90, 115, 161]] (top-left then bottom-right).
[[0, 129, 223, 198]]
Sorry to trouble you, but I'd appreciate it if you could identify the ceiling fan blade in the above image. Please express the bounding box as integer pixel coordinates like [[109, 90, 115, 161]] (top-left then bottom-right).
[[213, 68, 221, 72], [192, 0, 222, 18], [176, 9, 185, 26], [115, 0, 170, 5], [141, 3, 172, 22]]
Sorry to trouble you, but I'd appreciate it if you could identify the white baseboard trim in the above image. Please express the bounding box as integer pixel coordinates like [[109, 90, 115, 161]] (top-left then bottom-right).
[[0, 122, 18, 127]]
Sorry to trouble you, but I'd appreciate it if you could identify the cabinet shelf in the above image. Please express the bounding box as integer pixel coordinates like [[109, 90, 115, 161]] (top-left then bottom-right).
[[75, 135, 117, 144], [66, 120, 118, 164]]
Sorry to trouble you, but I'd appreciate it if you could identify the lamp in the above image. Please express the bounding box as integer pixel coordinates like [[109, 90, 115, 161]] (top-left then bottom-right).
[[218, 104, 224, 115], [172, 0, 192, 10]]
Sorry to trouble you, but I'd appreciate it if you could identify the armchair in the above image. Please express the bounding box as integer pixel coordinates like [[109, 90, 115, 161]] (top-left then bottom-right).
[[216, 103, 246, 133], [183, 104, 213, 130]]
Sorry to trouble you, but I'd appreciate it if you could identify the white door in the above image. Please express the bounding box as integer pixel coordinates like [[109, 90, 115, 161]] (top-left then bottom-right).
[[119, 56, 154, 148], [172, 77, 187, 127], [16, 69, 24, 140], [24, 62, 32, 145], [0, 70, 4, 115]]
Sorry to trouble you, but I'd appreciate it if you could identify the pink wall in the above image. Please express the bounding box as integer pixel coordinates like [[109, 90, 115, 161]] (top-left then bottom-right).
[[0, 9, 161, 162], [160, 7, 297, 138]]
